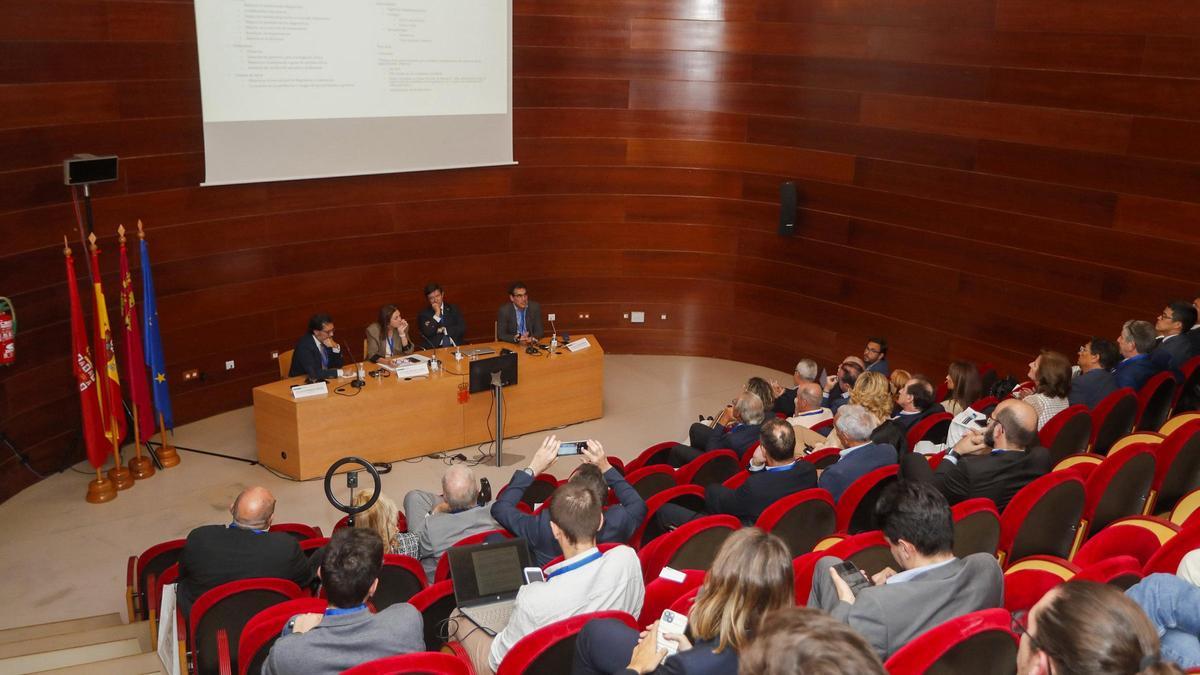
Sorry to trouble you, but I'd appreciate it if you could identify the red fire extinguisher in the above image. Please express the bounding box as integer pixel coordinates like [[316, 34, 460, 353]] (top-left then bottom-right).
[[0, 297, 14, 367]]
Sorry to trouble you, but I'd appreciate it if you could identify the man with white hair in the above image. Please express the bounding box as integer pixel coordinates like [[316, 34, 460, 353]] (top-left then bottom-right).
[[404, 464, 498, 582], [817, 405, 898, 501], [667, 392, 766, 467], [771, 357, 821, 417]]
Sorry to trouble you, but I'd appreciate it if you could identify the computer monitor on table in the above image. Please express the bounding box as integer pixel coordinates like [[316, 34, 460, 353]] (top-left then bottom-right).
[[469, 352, 518, 394]]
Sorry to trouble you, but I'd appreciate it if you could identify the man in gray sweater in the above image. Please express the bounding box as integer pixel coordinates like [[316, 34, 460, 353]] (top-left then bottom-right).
[[404, 464, 499, 582], [263, 528, 423, 674]]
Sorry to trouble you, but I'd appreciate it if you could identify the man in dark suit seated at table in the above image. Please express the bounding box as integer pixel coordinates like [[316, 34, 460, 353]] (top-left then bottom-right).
[[497, 281, 543, 345], [666, 392, 765, 467], [1070, 337, 1119, 409], [656, 419, 818, 530], [817, 405, 898, 502], [1115, 319, 1161, 391], [891, 377, 944, 434], [177, 486, 313, 617], [808, 481, 1003, 660], [417, 282, 466, 348], [491, 436, 646, 567], [1152, 300, 1198, 373], [900, 398, 1049, 512], [288, 313, 345, 381]]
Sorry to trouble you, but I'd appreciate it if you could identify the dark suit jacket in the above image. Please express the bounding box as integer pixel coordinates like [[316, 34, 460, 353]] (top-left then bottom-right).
[[892, 404, 945, 434], [417, 303, 465, 347], [818, 443, 897, 502], [707, 422, 761, 454], [1152, 334, 1194, 373], [1069, 368, 1118, 409], [617, 638, 737, 675], [825, 390, 852, 416], [177, 524, 313, 617], [1115, 354, 1159, 391], [491, 467, 647, 567], [867, 357, 890, 376], [288, 334, 344, 380], [904, 446, 1051, 512], [497, 300, 543, 343], [871, 419, 908, 455], [773, 387, 797, 417], [705, 461, 818, 525], [1187, 327, 1200, 356]]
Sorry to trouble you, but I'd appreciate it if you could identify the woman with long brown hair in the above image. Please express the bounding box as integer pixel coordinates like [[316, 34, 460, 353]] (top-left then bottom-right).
[[572, 528, 794, 675]]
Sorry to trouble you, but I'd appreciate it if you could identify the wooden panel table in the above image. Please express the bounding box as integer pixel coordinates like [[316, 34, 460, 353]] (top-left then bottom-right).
[[253, 335, 604, 479]]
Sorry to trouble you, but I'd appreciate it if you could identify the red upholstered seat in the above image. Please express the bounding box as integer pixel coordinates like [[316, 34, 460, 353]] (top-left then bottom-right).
[[1076, 444, 1157, 545], [802, 447, 841, 470], [754, 488, 837, 557], [1090, 388, 1139, 455], [299, 536, 330, 558], [434, 529, 512, 583], [495, 610, 638, 675], [722, 470, 749, 489], [1149, 419, 1200, 515], [973, 396, 1000, 413], [189, 578, 304, 675], [371, 554, 429, 611], [1171, 488, 1200, 529], [496, 473, 561, 511], [408, 580, 456, 652], [1073, 555, 1144, 590], [342, 651, 474, 675], [739, 442, 760, 467], [675, 449, 741, 488], [624, 442, 679, 473], [1071, 524, 1164, 569], [811, 418, 835, 435], [823, 530, 900, 577], [624, 465, 679, 502], [997, 471, 1085, 568], [667, 586, 701, 615], [269, 523, 323, 542], [883, 608, 1017, 675], [1172, 355, 1200, 412], [638, 514, 740, 583], [629, 484, 706, 549], [1138, 372, 1180, 432], [1143, 526, 1200, 576], [1002, 556, 1078, 613], [129, 538, 185, 621], [835, 464, 899, 534], [1039, 405, 1093, 466], [235, 597, 327, 675], [638, 568, 705, 626], [905, 412, 953, 453], [951, 498, 1001, 558]]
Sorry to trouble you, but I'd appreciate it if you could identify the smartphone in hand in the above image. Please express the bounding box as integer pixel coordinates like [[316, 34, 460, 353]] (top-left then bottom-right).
[[656, 609, 689, 656], [832, 561, 873, 597]]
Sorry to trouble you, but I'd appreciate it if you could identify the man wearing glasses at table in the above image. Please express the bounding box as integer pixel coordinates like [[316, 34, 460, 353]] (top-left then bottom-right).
[[289, 313, 346, 381], [497, 281, 543, 345]]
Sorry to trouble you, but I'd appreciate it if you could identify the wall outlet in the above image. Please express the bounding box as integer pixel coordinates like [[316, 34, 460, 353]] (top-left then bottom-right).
[[225, 360, 236, 371], [631, 311, 645, 323], [661, 314, 667, 320], [182, 369, 199, 381], [623, 313, 629, 319], [271, 350, 279, 359], [548, 313, 556, 322]]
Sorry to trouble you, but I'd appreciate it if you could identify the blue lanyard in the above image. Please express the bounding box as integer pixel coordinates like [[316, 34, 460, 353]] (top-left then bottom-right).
[[324, 604, 368, 617], [796, 410, 824, 417], [228, 522, 267, 534], [764, 463, 795, 473], [546, 550, 603, 580], [517, 307, 526, 333], [386, 335, 394, 352]]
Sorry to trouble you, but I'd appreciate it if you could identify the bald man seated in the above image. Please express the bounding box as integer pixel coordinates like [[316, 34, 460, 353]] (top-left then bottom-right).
[[403, 465, 499, 583], [900, 398, 1051, 511], [177, 486, 315, 617]]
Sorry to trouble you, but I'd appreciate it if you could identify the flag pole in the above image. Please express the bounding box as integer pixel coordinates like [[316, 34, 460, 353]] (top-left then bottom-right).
[[139, 222, 181, 468], [119, 224, 155, 480], [89, 233, 133, 490], [69, 237, 117, 503]]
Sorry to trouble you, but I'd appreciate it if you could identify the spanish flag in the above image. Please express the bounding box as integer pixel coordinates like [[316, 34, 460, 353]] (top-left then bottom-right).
[[89, 238, 127, 446]]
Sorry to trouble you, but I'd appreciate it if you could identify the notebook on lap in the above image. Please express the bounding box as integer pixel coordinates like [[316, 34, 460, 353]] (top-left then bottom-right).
[[448, 538, 531, 636]]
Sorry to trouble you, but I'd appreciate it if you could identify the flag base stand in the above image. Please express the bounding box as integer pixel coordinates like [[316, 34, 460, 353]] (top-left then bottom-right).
[[128, 455, 155, 479], [156, 443, 181, 468], [107, 465, 134, 490], [86, 476, 117, 503]]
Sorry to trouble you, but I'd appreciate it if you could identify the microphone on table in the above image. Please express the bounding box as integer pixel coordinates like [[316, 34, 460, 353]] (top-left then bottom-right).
[[343, 340, 366, 389], [549, 318, 559, 351], [446, 333, 463, 361]]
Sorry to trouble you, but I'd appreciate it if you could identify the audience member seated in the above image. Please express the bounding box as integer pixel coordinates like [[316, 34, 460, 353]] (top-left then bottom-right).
[[1017, 580, 1184, 675], [263, 529, 423, 675], [737, 607, 886, 675], [572, 527, 793, 675], [177, 486, 313, 617], [1014, 350, 1071, 431], [1125, 550, 1200, 669], [654, 420, 817, 530], [816, 405, 898, 502], [863, 337, 890, 376], [822, 358, 865, 415], [1070, 338, 1119, 409], [745, 377, 776, 418], [808, 481, 1003, 660], [403, 465, 498, 583], [1116, 319, 1161, 392], [941, 360, 983, 416], [289, 313, 345, 381], [892, 377, 944, 434], [1189, 294, 1200, 354], [353, 492, 418, 558], [450, 482, 644, 675], [770, 358, 820, 417], [900, 399, 1048, 511], [365, 304, 414, 363], [821, 372, 906, 453], [667, 392, 765, 468], [786, 381, 834, 449], [492, 436, 646, 567], [888, 370, 911, 407], [1153, 301, 1198, 373]]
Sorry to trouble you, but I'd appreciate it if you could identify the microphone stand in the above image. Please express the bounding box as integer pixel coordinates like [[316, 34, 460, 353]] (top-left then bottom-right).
[[446, 333, 463, 362], [491, 370, 504, 467]]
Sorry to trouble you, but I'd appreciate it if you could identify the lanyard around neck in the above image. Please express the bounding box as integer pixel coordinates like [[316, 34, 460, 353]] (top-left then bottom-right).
[[546, 549, 602, 580]]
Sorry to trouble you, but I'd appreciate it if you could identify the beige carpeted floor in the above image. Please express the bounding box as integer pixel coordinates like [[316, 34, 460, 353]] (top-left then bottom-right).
[[0, 354, 788, 630]]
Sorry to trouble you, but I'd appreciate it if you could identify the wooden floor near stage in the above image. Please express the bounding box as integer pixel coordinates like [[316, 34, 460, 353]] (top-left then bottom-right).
[[0, 354, 788, 630]]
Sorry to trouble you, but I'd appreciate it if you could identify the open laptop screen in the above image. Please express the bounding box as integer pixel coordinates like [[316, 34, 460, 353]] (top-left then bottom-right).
[[449, 538, 531, 604]]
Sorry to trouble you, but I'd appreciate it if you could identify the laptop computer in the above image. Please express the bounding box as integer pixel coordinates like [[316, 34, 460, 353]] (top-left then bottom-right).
[[448, 538, 532, 636]]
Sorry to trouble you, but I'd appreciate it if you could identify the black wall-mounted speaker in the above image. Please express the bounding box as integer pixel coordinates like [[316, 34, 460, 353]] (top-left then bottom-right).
[[779, 181, 796, 236]]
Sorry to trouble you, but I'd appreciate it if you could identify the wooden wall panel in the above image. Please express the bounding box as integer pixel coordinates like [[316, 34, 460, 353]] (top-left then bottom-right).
[[2, 0, 1198, 503]]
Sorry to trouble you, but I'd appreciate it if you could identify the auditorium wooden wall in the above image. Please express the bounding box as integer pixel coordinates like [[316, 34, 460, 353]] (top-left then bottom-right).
[[2, 0, 1198, 500]]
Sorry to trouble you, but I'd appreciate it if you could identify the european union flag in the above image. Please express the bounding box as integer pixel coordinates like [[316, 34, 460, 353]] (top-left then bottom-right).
[[140, 237, 174, 430]]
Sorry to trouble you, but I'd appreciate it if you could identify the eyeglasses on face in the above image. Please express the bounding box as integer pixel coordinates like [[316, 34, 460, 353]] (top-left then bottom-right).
[[1011, 610, 1048, 655]]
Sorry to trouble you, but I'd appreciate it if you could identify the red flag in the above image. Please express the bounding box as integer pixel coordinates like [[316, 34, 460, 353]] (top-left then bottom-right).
[[119, 229, 154, 442], [66, 242, 110, 468], [89, 238, 128, 446]]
